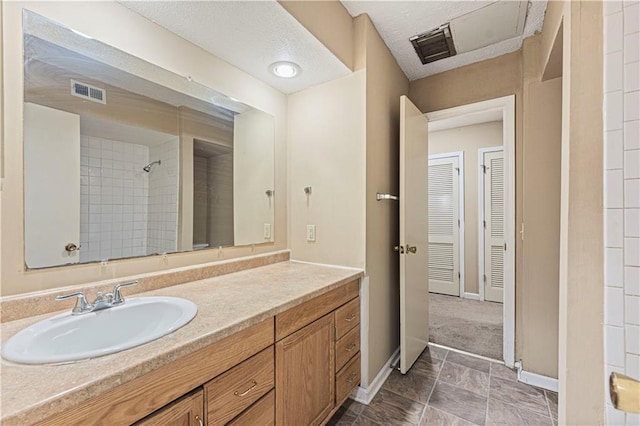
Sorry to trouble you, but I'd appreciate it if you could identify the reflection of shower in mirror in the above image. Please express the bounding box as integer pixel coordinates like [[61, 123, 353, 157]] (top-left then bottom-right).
[[142, 160, 161, 173]]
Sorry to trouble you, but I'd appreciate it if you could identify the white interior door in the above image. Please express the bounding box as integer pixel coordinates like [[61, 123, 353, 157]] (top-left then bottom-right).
[[428, 156, 460, 296], [399, 95, 429, 374], [482, 149, 505, 303], [24, 102, 81, 268]]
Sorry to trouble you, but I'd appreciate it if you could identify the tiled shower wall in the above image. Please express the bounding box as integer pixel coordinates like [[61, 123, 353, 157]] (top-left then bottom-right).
[[146, 138, 179, 254], [603, 2, 640, 425], [79, 136, 149, 262]]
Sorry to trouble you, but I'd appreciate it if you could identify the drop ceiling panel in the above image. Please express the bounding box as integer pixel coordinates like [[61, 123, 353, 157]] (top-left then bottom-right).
[[120, 1, 351, 94], [450, 1, 528, 53]]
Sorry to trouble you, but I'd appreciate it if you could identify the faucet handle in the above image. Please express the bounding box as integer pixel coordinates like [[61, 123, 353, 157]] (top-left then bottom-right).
[[112, 281, 138, 305], [55, 292, 93, 314]]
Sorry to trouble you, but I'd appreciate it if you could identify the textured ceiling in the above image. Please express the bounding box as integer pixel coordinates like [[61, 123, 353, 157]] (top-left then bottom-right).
[[342, 0, 547, 81], [120, 1, 351, 94]]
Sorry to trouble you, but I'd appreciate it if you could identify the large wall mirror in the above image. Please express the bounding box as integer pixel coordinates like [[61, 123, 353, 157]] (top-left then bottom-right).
[[23, 11, 275, 269]]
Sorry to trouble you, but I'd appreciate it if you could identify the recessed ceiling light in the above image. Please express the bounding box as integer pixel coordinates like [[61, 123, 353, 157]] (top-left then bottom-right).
[[270, 61, 301, 78]]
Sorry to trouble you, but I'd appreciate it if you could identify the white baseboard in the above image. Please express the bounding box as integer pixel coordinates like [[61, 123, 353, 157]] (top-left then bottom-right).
[[463, 292, 481, 300], [516, 362, 559, 392], [352, 347, 400, 405]]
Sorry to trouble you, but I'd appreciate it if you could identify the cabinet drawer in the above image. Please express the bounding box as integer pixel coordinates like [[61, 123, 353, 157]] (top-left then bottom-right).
[[276, 280, 359, 340], [135, 388, 204, 426], [334, 297, 360, 340], [206, 346, 274, 425], [335, 353, 361, 405], [335, 326, 360, 372], [228, 389, 275, 426]]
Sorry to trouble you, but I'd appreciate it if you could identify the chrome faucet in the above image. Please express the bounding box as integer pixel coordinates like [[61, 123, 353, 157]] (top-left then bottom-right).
[[55, 281, 138, 315]]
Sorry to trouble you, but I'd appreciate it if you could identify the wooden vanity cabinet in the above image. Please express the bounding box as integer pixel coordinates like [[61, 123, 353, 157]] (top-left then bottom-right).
[[275, 280, 361, 426], [276, 313, 335, 425]]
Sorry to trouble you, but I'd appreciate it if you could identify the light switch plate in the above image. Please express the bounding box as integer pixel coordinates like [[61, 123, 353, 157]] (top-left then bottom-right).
[[307, 225, 316, 242], [264, 223, 271, 239]]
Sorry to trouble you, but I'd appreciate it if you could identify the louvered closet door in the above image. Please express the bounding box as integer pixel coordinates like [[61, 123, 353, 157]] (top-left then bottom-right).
[[427, 156, 460, 296], [483, 150, 505, 303]]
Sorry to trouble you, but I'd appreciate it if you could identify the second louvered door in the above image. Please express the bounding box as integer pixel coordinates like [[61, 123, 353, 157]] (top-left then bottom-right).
[[482, 150, 505, 303], [427, 156, 460, 296]]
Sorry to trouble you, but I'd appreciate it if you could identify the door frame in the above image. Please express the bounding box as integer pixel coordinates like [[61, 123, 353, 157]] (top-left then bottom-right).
[[426, 95, 515, 367], [427, 151, 465, 298], [477, 146, 504, 302]]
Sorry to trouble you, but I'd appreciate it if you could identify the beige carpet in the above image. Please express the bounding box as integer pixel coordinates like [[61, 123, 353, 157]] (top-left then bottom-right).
[[428, 293, 503, 360]]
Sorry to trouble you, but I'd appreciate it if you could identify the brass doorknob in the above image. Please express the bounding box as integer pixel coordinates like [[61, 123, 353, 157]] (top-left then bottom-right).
[[406, 245, 417, 254], [65, 243, 80, 252]]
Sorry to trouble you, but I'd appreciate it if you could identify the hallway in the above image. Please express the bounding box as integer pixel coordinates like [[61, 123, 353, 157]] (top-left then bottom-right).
[[329, 346, 558, 425], [428, 293, 503, 360]]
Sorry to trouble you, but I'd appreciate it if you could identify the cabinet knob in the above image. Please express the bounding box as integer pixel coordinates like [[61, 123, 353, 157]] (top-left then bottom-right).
[[345, 314, 357, 323], [345, 343, 357, 352]]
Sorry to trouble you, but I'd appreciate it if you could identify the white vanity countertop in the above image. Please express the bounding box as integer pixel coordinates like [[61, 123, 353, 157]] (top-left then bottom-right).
[[0, 261, 363, 425]]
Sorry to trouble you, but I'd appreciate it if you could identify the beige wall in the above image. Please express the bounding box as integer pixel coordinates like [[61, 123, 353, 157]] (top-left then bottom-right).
[[429, 121, 503, 295], [287, 71, 366, 269], [357, 14, 410, 385], [1, 1, 287, 296], [278, 0, 354, 71], [521, 76, 562, 378]]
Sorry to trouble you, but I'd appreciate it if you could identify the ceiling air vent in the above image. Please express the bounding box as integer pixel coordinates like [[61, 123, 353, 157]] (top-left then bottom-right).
[[70, 79, 106, 104], [410, 24, 457, 65]]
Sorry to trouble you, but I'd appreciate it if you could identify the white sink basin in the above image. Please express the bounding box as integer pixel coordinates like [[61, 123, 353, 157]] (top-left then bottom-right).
[[1, 296, 197, 365]]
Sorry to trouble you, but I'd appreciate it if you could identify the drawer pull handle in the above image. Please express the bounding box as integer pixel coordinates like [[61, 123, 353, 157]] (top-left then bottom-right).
[[234, 380, 258, 397], [195, 415, 203, 426], [345, 343, 357, 352], [345, 314, 357, 322], [346, 372, 358, 384]]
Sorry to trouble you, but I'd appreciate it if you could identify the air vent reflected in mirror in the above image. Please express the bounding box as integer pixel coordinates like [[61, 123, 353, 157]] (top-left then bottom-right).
[[410, 24, 456, 65], [70, 79, 106, 104]]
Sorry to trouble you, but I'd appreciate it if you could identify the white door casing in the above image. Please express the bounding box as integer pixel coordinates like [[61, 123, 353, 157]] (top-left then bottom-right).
[[480, 148, 505, 303], [399, 95, 430, 374], [427, 154, 461, 297], [24, 102, 81, 268]]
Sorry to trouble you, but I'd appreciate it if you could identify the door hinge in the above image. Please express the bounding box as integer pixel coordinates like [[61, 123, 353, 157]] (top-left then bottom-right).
[[455, 167, 460, 175], [481, 164, 487, 174], [520, 222, 525, 241], [504, 242, 507, 251], [483, 274, 487, 283], [458, 219, 461, 228], [483, 220, 486, 229], [458, 272, 461, 279]]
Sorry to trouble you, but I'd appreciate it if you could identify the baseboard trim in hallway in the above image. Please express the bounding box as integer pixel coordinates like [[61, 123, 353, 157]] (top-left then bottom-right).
[[353, 347, 400, 405], [428, 342, 502, 363], [516, 362, 559, 392]]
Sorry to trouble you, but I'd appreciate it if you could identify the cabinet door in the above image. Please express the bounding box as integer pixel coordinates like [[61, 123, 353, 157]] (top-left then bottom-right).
[[135, 389, 204, 426], [276, 313, 335, 425]]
